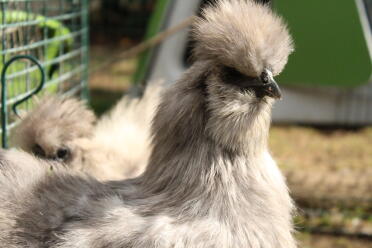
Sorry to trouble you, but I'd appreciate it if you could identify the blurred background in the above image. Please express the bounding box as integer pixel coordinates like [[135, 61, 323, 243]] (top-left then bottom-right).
[[1, 0, 371, 247]]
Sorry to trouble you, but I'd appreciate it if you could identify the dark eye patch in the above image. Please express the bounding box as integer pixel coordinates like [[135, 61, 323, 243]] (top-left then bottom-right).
[[220, 66, 262, 88], [32, 144, 46, 158], [56, 147, 70, 161]]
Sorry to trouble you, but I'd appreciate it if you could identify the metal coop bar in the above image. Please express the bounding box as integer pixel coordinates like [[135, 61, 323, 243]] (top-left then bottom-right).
[[0, 0, 89, 148]]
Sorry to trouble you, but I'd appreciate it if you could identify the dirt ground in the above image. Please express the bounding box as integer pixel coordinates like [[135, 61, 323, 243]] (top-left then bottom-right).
[[90, 45, 137, 92], [271, 125, 372, 209], [297, 233, 371, 248], [270, 126, 372, 170], [89, 45, 372, 247]]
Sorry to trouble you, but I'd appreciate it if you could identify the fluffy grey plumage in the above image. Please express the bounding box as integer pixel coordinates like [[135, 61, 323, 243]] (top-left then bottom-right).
[[73, 81, 162, 180], [11, 96, 96, 162], [10, 82, 162, 180], [0, 1, 296, 247]]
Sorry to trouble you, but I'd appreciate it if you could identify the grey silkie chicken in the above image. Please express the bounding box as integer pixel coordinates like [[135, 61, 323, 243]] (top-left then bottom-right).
[[0, 1, 296, 247]]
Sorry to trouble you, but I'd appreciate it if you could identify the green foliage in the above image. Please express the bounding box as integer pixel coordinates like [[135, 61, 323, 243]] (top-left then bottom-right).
[[0, 10, 73, 98]]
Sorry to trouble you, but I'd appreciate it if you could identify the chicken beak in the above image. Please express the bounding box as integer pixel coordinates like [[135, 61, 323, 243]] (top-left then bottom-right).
[[265, 78, 282, 99], [262, 70, 282, 99]]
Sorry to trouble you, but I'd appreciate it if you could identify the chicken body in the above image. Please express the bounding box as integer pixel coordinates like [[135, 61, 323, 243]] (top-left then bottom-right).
[[0, 1, 296, 247]]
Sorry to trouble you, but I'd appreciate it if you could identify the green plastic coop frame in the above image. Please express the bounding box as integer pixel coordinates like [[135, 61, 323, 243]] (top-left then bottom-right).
[[136, 0, 371, 88], [0, 0, 89, 148]]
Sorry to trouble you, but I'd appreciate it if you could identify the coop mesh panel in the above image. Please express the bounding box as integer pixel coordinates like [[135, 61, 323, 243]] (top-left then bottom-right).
[[0, 0, 89, 147]]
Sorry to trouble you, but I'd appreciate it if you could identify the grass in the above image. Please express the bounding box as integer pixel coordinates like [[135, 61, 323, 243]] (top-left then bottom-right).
[[269, 125, 372, 239], [90, 89, 123, 116], [296, 233, 371, 248], [270, 126, 372, 170], [90, 45, 138, 92], [270, 125, 372, 209]]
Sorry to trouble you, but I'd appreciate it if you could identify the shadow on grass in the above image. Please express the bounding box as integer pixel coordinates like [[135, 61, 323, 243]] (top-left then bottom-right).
[[90, 89, 125, 116], [273, 123, 366, 135]]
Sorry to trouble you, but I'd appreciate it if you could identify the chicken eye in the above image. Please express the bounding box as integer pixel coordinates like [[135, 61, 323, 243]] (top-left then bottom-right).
[[221, 66, 261, 88], [32, 144, 46, 158], [222, 66, 250, 83], [56, 148, 70, 161], [261, 71, 270, 84]]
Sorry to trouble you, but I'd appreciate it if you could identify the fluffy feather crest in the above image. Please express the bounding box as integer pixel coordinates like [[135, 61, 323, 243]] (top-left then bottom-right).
[[193, 0, 293, 76], [11, 96, 96, 154]]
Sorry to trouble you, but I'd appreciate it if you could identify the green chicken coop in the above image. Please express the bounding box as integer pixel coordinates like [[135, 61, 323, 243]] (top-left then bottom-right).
[[0, 0, 89, 148], [137, 0, 372, 125]]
